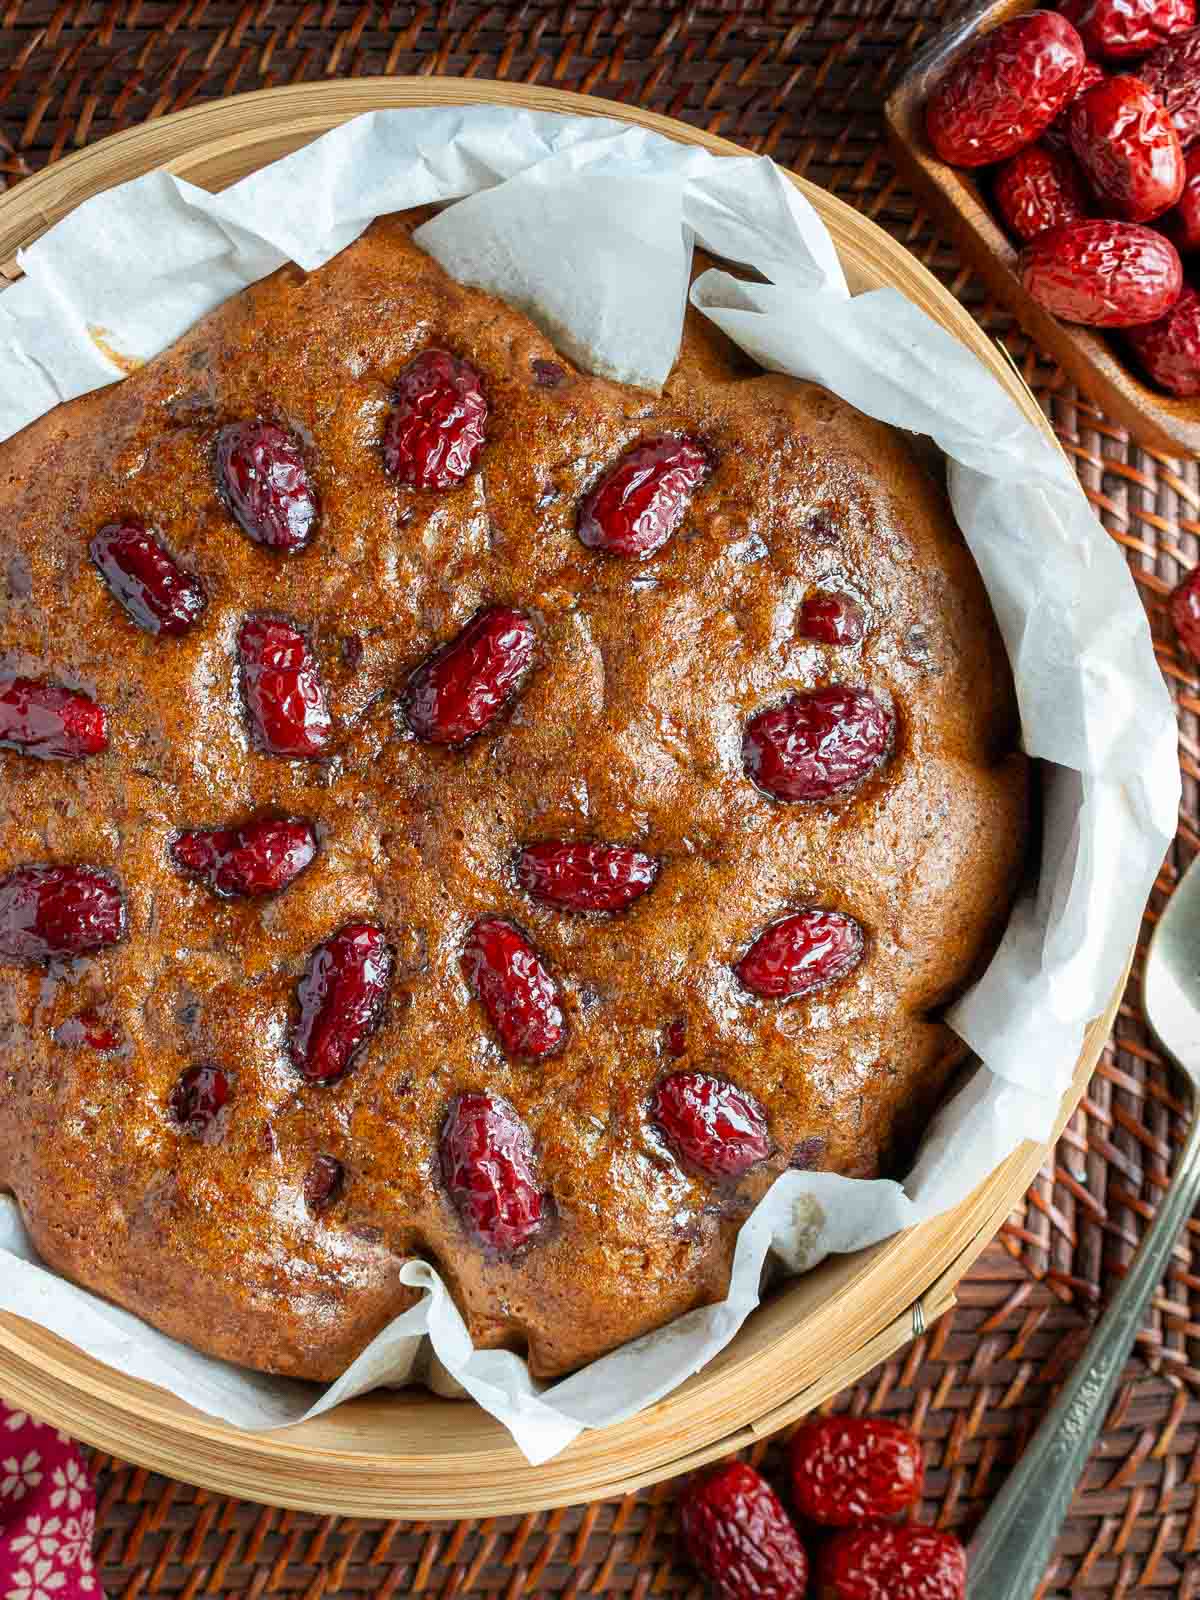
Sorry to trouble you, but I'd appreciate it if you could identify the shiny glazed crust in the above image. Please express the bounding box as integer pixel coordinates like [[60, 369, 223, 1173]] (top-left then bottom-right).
[[0, 215, 1027, 1382]]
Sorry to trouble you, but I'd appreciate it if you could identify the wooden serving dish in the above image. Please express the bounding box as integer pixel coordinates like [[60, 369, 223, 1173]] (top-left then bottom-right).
[[0, 78, 1119, 1518], [885, 0, 1200, 459]]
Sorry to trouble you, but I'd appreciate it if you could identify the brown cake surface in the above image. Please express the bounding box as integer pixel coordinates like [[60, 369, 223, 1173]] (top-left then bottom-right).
[[0, 214, 1027, 1382]]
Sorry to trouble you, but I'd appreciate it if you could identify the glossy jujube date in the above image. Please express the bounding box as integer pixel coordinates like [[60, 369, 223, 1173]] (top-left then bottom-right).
[[90, 522, 206, 637], [1127, 282, 1200, 391], [216, 420, 318, 552], [993, 143, 1090, 240], [404, 606, 534, 746], [383, 350, 488, 489], [577, 435, 712, 558], [516, 841, 659, 913], [742, 686, 894, 802], [1067, 75, 1185, 221], [650, 1071, 771, 1179], [169, 1064, 230, 1141], [924, 11, 1086, 167], [171, 817, 317, 899], [1059, 0, 1194, 59], [818, 1526, 967, 1600], [789, 1416, 925, 1527], [440, 1091, 546, 1254], [735, 909, 865, 999], [291, 924, 394, 1083], [796, 592, 867, 644], [238, 615, 333, 758], [304, 1155, 346, 1214], [678, 1462, 808, 1600], [1143, 25, 1200, 145], [1019, 219, 1183, 324], [0, 866, 124, 964], [1045, 58, 1108, 151], [461, 916, 566, 1059], [0, 677, 108, 760]]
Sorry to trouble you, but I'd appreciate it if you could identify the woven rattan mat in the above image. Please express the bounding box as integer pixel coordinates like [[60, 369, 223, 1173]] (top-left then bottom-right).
[[2, 1, 1199, 1593]]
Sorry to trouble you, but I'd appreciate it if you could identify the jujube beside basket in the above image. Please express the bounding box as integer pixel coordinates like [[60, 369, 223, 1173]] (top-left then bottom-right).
[[884, 0, 1200, 458], [0, 78, 1120, 1519]]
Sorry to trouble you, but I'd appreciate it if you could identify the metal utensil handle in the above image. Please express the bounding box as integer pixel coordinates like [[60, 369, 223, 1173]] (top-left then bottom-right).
[[968, 1109, 1200, 1598]]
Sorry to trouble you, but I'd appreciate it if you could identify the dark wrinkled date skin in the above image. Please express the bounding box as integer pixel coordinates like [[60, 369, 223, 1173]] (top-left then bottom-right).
[[925, 11, 1086, 168], [1127, 282, 1200, 392], [304, 1154, 346, 1214], [577, 434, 712, 558], [742, 686, 895, 803], [91, 523, 207, 637], [169, 1064, 230, 1141], [0, 677, 108, 760], [171, 817, 318, 899], [650, 1070, 771, 1179], [818, 1526, 967, 1600], [404, 605, 535, 746], [238, 615, 333, 758], [735, 909, 865, 1000], [993, 143, 1091, 242], [678, 1462, 809, 1600], [1144, 25, 1200, 145], [440, 1091, 546, 1254], [1068, 75, 1185, 222], [291, 924, 394, 1084], [516, 841, 659, 913], [383, 349, 489, 489], [1060, 0, 1195, 59], [0, 865, 125, 964], [789, 1416, 925, 1527], [1019, 219, 1183, 325], [216, 420, 319, 552], [461, 916, 566, 1059], [1046, 59, 1108, 152]]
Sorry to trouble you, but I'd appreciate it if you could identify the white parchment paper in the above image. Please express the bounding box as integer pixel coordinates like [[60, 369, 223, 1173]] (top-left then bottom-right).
[[0, 106, 1179, 1464]]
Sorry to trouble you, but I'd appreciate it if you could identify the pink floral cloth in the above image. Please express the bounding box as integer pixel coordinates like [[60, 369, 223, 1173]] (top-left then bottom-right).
[[0, 1403, 96, 1600]]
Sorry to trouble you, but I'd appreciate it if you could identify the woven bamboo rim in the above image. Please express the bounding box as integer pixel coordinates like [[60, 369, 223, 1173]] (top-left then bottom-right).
[[0, 79, 1123, 1518]]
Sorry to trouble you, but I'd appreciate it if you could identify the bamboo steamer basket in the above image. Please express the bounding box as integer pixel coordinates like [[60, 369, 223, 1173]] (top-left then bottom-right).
[[0, 79, 1119, 1518]]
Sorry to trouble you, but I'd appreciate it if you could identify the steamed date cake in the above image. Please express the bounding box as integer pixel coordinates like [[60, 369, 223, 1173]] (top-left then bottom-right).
[[0, 213, 1027, 1381]]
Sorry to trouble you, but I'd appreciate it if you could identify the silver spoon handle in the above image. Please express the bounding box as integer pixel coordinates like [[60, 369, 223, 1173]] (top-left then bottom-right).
[[968, 1108, 1200, 1598]]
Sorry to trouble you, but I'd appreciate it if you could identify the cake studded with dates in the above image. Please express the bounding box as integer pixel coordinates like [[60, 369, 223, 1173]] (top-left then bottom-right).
[[0, 213, 1027, 1382]]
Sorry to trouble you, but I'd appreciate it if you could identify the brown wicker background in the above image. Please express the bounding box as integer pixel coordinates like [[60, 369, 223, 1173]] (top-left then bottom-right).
[[2, 0, 1199, 1593]]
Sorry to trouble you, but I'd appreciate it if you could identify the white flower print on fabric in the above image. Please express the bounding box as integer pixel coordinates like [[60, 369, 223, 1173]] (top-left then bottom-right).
[[75, 1553, 95, 1595], [4, 1558, 67, 1600], [0, 1454, 41, 1503], [52, 1513, 92, 1575], [10, 1514, 63, 1564], [0, 1415, 65, 1445], [46, 1466, 84, 1516], [0, 1402, 95, 1600]]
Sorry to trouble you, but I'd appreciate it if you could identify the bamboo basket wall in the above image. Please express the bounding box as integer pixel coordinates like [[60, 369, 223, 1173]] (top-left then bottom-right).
[[0, 78, 1121, 1519]]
